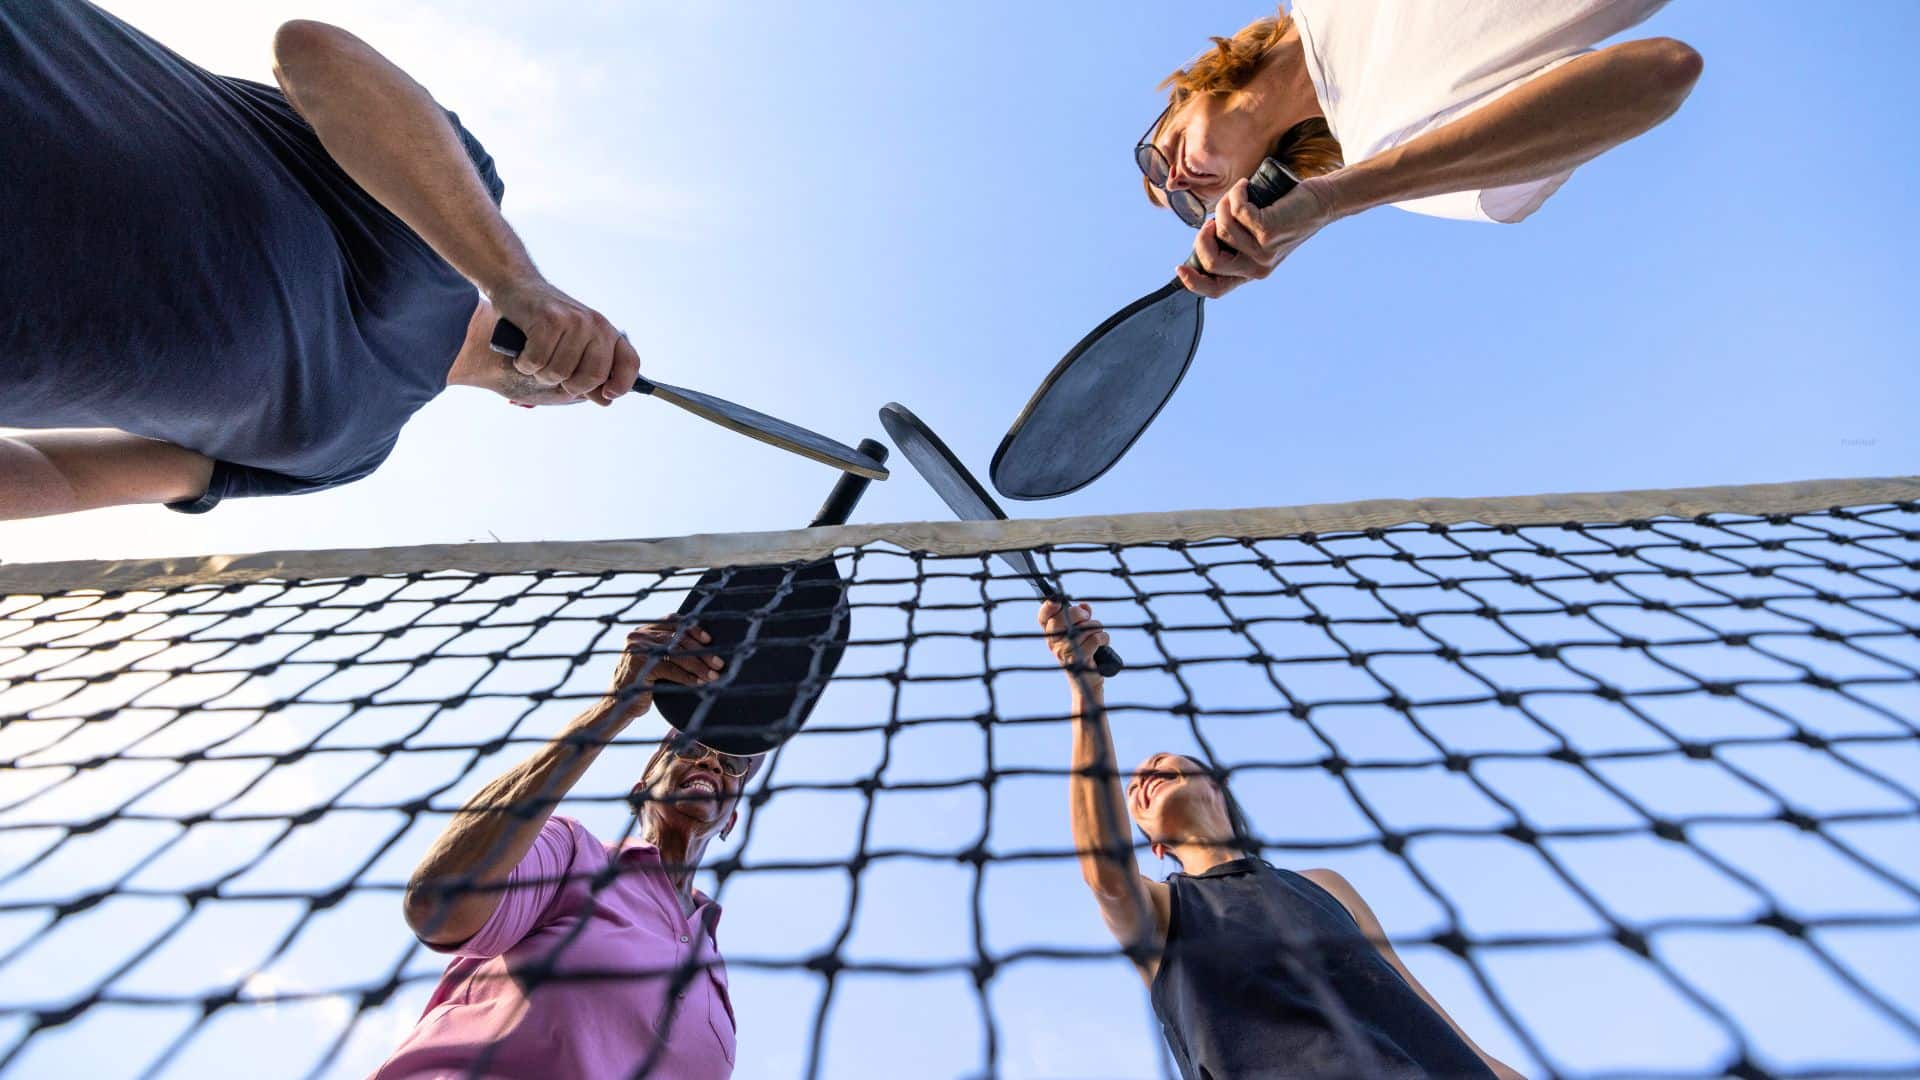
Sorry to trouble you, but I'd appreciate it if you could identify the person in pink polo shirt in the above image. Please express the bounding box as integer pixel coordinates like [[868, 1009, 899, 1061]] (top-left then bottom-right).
[[373, 616, 758, 1080]]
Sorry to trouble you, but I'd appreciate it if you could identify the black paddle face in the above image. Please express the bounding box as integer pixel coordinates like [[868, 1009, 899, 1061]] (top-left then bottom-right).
[[879, 403, 1123, 677], [991, 157, 1298, 502], [652, 440, 886, 755], [991, 281, 1201, 501], [651, 559, 850, 756], [489, 319, 887, 480]]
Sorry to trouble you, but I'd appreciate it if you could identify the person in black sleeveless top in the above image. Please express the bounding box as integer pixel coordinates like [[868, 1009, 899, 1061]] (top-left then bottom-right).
[[1039, 600, 1525, 1080]]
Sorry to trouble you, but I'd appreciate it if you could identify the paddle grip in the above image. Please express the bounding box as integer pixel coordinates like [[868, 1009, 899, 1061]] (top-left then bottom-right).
[[1043, 586, 1125, 677], [488, 318, 527, 357], [490, 318, 657, 395], [1180, 156, 1300, 273], [810, 440, 890, 527]]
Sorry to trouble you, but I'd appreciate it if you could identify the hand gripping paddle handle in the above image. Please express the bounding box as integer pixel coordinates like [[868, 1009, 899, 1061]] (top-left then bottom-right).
[[810, 440, 889, 527], [1038, 585, 1123, 678], [489, 318, 660, 393], [1180, 156, 1300, 273]]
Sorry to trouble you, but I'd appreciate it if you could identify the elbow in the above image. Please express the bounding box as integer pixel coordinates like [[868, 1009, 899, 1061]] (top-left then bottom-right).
[[1639, 38, 1704, 107], [271, 20, 356, 99], [402, 878, 469, 944], [400, 881, 439, 939]]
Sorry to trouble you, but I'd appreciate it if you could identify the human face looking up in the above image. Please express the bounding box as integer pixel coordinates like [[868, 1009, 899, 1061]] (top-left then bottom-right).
[[629, 739, 762, 838], [1140, 93, 1281, 228], [1124, 752, 1235, 859]]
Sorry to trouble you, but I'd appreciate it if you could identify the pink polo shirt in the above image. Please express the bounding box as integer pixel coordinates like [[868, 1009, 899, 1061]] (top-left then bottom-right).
[[371, 817, 736, 1080]]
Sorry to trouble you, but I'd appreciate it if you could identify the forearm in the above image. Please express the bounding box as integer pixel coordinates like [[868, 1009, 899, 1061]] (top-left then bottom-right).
[[0, 430, 210, 521], [271, 21, 535, 296], [405, 701, 622, 935], [1315, 38, 1702, 217], [1067, 687, 1139, 896]]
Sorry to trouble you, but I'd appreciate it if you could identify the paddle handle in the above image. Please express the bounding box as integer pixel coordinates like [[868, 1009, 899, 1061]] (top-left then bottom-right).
[[488, 318, 658, 394], [1180, 156, 1299, 272], [1040, 586, 1124, 678], [810, 440, 889, 527]]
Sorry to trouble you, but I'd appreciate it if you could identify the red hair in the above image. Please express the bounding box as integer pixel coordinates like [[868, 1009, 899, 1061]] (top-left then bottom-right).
[[1145, 9, 1343, 203]]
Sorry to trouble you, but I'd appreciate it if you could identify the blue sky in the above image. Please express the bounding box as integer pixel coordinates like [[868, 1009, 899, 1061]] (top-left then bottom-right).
[[1, 2, 1917, 1078]]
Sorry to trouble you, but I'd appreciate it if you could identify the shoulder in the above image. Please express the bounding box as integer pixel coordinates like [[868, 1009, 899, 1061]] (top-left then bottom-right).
[[1297, 867, 1378, 928]]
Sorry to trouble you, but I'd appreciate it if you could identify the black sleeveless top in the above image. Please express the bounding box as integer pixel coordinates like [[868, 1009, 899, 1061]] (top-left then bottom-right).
[[1150, 859, 1493, 1079]]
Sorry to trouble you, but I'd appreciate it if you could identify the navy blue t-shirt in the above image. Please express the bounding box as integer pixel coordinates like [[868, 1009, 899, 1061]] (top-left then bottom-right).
[[0, 0, 505, 511]]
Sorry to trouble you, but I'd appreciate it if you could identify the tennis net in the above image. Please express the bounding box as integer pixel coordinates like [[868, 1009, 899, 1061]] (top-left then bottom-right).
[[1, 476, 1916, 1078]]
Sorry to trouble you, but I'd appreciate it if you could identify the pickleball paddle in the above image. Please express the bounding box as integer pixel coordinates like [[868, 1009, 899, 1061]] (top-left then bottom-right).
[[878, 403, 1123, 677], [490, 319, 888, 480], [652, 438, 888, 755], [990, 157, 1299, 501]]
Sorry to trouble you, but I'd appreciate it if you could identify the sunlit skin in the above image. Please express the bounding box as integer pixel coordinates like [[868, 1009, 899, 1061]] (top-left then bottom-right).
[[1038, 600, 1525, 1079], [1141, 22, 1702, 300], [402, 616, 755, 941], [0, 19, 643, 523], [1124, 752, 1241, 863]]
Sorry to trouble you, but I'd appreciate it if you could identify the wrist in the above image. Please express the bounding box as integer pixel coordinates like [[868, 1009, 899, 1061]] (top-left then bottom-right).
[[477, 261, 544, 309], [572, 698, 634, 739], [1296, 171, 1363, 221]]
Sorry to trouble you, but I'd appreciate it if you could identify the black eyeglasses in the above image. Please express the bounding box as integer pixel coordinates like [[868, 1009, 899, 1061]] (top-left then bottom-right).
[[669, 738, 756, 779], [1136, 104, 1209, 228]]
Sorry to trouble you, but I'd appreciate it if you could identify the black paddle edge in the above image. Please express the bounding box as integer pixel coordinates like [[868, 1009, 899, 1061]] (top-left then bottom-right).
[[880, 402, 1124, 677], [989, 280, 1201, 501]]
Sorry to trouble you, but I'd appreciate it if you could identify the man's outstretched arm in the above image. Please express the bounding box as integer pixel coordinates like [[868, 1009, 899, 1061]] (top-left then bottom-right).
[[0, 430, 211, 522], [1185, 37, 1703, 296], [270, 21, 639, 404]]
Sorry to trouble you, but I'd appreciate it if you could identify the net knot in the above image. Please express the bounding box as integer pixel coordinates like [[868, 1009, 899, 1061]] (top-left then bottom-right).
[[1756, 910, 1807, 937], [971, 958, 998, 988], [1381, 833, 1407, 855], [1681, 742, 1713, 760], [806, 952, 845, 977], [1777, 809, 1819, 832], [1547, 748, 1583, 765], [1443, 754, 1471, 773], [1430, 930, 1470, 957], [1652, 820, 1686, 843], [1502, 823, 1539, 845], [1320, 756, 1349, 776], [1614, 928, 1651, 957]]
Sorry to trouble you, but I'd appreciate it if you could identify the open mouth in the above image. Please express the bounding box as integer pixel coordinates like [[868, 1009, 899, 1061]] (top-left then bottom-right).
[[680, 773, 721, 798]]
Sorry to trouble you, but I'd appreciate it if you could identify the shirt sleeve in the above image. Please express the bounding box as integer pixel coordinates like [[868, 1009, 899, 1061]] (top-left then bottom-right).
[[1292, 0, 1671, 224], [427, 816, 581, 960], [165, 461, 338, 514]]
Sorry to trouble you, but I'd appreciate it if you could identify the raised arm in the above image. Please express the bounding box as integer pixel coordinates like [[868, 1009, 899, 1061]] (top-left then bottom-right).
[[0, 429, 212, 522], [401, 620, 721, 945], [1184, 36, 1704, 297], [269, 21, 639, 404], [1038, 601, 1170, 979], [1302, 869, 1528, 1080]]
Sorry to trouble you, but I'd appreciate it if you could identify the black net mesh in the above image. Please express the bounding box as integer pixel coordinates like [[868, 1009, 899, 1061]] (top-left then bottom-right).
[[2, 492, 1917, 1079]]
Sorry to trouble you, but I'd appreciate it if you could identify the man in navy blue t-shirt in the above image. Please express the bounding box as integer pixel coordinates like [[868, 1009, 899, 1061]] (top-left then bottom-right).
[[1, 0, 642, 518]]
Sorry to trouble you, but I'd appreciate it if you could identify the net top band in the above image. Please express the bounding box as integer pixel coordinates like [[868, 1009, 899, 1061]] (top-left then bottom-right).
[[4, 475, 1915, 595]]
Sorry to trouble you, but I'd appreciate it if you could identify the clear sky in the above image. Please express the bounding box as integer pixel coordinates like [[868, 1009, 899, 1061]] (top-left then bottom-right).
[[1, 2, 1917, 1079]]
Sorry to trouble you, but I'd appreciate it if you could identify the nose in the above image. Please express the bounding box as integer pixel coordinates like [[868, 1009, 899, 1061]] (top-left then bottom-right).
[[1163, 156, 1193, 193]]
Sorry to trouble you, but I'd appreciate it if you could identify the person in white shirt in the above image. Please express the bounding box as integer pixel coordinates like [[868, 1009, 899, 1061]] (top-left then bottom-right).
[[1138, 1, 1702, 299]]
